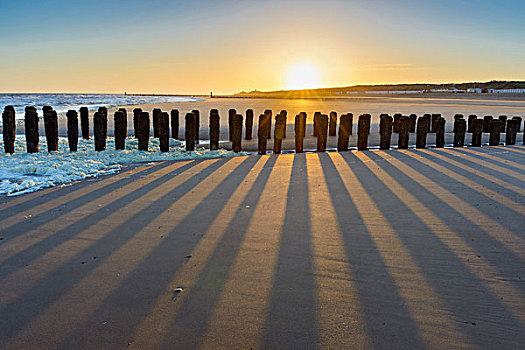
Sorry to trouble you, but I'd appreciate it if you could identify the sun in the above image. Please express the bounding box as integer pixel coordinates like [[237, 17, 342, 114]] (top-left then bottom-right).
[[285, 62, 321, 90]]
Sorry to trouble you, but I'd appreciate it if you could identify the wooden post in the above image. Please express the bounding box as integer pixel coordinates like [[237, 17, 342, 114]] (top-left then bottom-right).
[[80, 107, 89, 139], [467, 114, 477, 133], [393, 113, 402, 133], [44, 109, 58, 152], [512, 116, 522, 132], [245, 109, 254, 140], [471, 119, 484, 147], [431, 114, 441, 133], [2, 106, 16, 154], [258, 114, 268, 155], [66, 110, 78, 152], [506, 119, 518, 145], [423, 114, 431, 132], [153, 108, 161, 138], [42, 106, 52, 115], [133, 108, 142, 138], [25, 107, 39, 153], [295, 114, 304, 153], [409, 114, 417, 133], [338, 114, 352, 151], [483, 115, 492, 133], [398, 116, 411, 149], [93, 112, 106, 151], [114, 111, 127, 150], [228, 109, 236, 141], [329, 111, 337, 136], [137, 112, 150, 151], [347, 113, 354, 135], [498, 115, 507, 133], [453, 114, 464, 133], [357, 114, 370, 150], [192, 109, 200, 143], [317, 114, 328, 152], [274, 113, 285, 154], [280, 110, 288, 138], [416, 116, 429, 149], [313, 111, 321, 136], [453, 118, 466, 147], [232, 114, 243, 153], [98, 107, 108, 141], [185, 112, 196, 151], [379, 114, 393, 150], [158, 112, 169, 152], [265, 109, 272, 139], [489, 120, 502, 146], [209, 110, 220, 150], [435, 117, 446, 148], [171, 109, 179, 139]]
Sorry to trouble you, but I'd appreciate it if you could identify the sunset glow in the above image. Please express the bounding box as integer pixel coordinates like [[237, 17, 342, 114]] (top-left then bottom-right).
[[285, 63, 321, 90]]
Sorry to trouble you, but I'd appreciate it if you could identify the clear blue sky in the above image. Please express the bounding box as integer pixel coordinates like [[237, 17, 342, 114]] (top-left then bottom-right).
[[1, 0, 524, 93]]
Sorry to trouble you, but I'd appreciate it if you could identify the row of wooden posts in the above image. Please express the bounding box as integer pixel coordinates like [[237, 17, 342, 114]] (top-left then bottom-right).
[[1, 106, 524, 154]]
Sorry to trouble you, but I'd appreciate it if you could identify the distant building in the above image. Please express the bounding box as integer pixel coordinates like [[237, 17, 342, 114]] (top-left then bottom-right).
[[467, 88, 482, 93], [488, 88, 525, 94]]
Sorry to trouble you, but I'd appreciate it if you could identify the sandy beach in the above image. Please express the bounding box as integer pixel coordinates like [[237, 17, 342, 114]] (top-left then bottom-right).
[[0, 146, 524, 349]]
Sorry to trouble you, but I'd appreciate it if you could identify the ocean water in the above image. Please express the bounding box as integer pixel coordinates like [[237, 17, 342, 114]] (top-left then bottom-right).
[[0, 93, 202, 119]]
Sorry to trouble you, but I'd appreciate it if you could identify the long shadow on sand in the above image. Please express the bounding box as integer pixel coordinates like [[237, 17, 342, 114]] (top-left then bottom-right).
[[0, 157, 231, 347]]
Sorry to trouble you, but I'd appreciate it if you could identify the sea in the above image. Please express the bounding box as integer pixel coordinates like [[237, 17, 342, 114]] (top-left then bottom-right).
[[0, 93, 202, 119]]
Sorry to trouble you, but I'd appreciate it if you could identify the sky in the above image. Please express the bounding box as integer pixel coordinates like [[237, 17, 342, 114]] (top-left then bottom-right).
[[1, 0, 524, 94]]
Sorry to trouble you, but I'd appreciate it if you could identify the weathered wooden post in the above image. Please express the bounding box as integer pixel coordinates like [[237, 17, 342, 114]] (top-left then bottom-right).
[[133, 108, 142, 138], [338, 114, 352, 151], [280, 110, 288, 138], [512, 116, 522, 132], [153, 108, 161, 138], [171, 109, 179, 139], [379, 114, 393, 150], [66, 110, 78, 152], [192, 109, 200, 143], [228, 109, 236, 141], [316, 114, 328, 152], [489, 119, 502, 146], [264, 109, 272, 139], [431, 114, 441, 133], [79, 107, 89, 139], [483, 115, 492, 133], [295, 114, 304, 153], [423, 114, 432, 132], [416, 116, 429, 149], [93, 112, 106, 151], [185, 112, 196, 151], [471, 119, 484, 147], [114, 110, 127, 150], [409, 114, 417, 133], [44, 109, 58, 152], [357, 114, 370, 150], [137, 112, 150, 151], [398, 116, 411, 149], [232, 114, 243, 153], [498, 115, 507, 133], [42, 106, 52, 115], [453, 118, 466, 147], [273, 113, 285, 154], [25, 107, 39, 153], [467, 114, 477, 133], [209, 109, 220, 150], [258, 114, 268, 155], [245, 109, 254, 140], [506, 119, 518, 145], [393, 113, 402, 133], [329, 111, 337, 136], [158, 112, 169, 152], [435, 117, 446, 148], [453, 114, 464, 133], [313, 111, 321, 136], [98, 107, 108, 140], [2, 106, 16, 154]]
